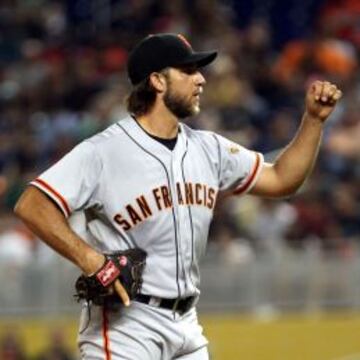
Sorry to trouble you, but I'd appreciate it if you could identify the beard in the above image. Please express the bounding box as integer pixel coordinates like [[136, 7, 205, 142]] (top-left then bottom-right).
[[163, 85, 200, 119]]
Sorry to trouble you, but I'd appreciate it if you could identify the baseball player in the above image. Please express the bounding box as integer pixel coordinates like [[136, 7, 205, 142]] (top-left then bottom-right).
[[14, 33, 342, 360]]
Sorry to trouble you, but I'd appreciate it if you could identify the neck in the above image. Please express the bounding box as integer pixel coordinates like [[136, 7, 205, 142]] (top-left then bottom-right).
[[136, 102, 179, 139]]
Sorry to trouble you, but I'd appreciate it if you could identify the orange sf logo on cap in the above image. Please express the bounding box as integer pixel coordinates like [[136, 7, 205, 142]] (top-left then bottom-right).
[[177, 34, 192, 49]]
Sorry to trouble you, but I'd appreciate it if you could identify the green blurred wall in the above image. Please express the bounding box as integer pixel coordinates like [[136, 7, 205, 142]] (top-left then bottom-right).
[[1, 312, 360, 359]]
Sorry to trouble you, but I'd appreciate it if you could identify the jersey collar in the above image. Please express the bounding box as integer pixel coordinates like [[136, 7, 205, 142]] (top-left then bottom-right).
[[118, 116, 188, 160]]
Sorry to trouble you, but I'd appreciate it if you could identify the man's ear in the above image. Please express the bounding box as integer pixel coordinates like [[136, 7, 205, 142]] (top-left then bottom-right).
[[149, 72, 167, 93]]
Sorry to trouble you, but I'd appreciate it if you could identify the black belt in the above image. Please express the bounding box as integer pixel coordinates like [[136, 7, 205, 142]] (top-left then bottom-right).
[[135, 294, 196, 314]]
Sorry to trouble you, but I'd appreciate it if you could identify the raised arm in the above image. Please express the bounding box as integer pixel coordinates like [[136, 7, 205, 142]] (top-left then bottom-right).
[[14, 186, 130, 305], [250, 81, 342, 198]]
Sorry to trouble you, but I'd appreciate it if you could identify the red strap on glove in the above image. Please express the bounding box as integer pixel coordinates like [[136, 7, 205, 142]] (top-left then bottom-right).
[[96, 260, 121, 287]]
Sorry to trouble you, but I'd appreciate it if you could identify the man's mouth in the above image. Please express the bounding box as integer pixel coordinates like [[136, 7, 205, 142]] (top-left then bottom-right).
[[193, 88, 203, 97]]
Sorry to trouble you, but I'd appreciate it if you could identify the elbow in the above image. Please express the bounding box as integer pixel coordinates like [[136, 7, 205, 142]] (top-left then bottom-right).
[[14, 194, 27, 220], [263, 176, 304, 198], [278, 188, 299, 199], [13, 189, 32, 222], [273, 171, 306, 198], [251, 184, 300, 199], [275, 182, 303, 198]]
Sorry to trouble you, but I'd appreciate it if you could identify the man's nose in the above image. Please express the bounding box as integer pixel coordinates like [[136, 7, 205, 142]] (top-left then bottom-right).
[[195, 71, 206, 85]]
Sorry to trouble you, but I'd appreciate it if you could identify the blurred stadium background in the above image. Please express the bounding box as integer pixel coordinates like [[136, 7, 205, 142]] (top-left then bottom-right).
[[0, 0, 360, 359]]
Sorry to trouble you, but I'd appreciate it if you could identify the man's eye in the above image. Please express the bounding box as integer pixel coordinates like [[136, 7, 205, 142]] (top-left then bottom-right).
[[182, 67, 197, 74]]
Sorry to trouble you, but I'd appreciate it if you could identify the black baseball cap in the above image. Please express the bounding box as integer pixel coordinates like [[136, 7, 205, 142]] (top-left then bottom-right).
[[127, 33, 217, 85]]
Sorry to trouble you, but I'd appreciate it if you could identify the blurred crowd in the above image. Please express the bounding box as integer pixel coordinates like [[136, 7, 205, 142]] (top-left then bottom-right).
[[0, 0, 359, 270]]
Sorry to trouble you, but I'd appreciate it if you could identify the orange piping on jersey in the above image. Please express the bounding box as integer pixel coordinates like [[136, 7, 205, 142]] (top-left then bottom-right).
[[102, 306, 111, 360], [233, 153, 261, 195], [33, 178, 71, 217]]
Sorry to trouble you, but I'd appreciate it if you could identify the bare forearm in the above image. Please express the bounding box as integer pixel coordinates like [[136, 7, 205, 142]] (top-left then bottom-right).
[[273, 112, 323, 193], [14, 187, 103, 275], [251, 81, 342, 198]]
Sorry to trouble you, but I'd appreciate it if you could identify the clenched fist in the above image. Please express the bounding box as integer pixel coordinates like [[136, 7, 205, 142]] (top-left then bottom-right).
[[306, 81, 342, 121]]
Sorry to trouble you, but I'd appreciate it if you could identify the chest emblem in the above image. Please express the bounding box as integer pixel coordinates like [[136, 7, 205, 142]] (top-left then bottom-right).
[[113, 182, 217, 231]]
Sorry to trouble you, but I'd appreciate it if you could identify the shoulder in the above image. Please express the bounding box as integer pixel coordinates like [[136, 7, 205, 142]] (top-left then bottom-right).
[[181, 123, 219, 146], [181, 124, 256, 160], [182, 124, 237, 160], [183, 124, 250, 152], [85, 116, 132, 148]]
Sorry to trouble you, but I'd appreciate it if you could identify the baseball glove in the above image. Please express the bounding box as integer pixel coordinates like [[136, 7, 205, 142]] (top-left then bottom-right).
[[75, 248, 147, 306]]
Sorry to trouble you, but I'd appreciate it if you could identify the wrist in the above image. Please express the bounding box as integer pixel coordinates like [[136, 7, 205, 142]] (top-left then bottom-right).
[[80, 250, 105, 276], [303, 112, 326, 127]]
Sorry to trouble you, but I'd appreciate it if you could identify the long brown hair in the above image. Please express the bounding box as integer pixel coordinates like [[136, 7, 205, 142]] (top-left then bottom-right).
[[125, 77, 158, 117]]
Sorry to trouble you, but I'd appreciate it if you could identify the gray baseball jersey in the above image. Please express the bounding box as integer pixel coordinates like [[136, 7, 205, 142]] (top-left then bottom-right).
[[31, 115, 263, 299], [31, 115, 264, 359]]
